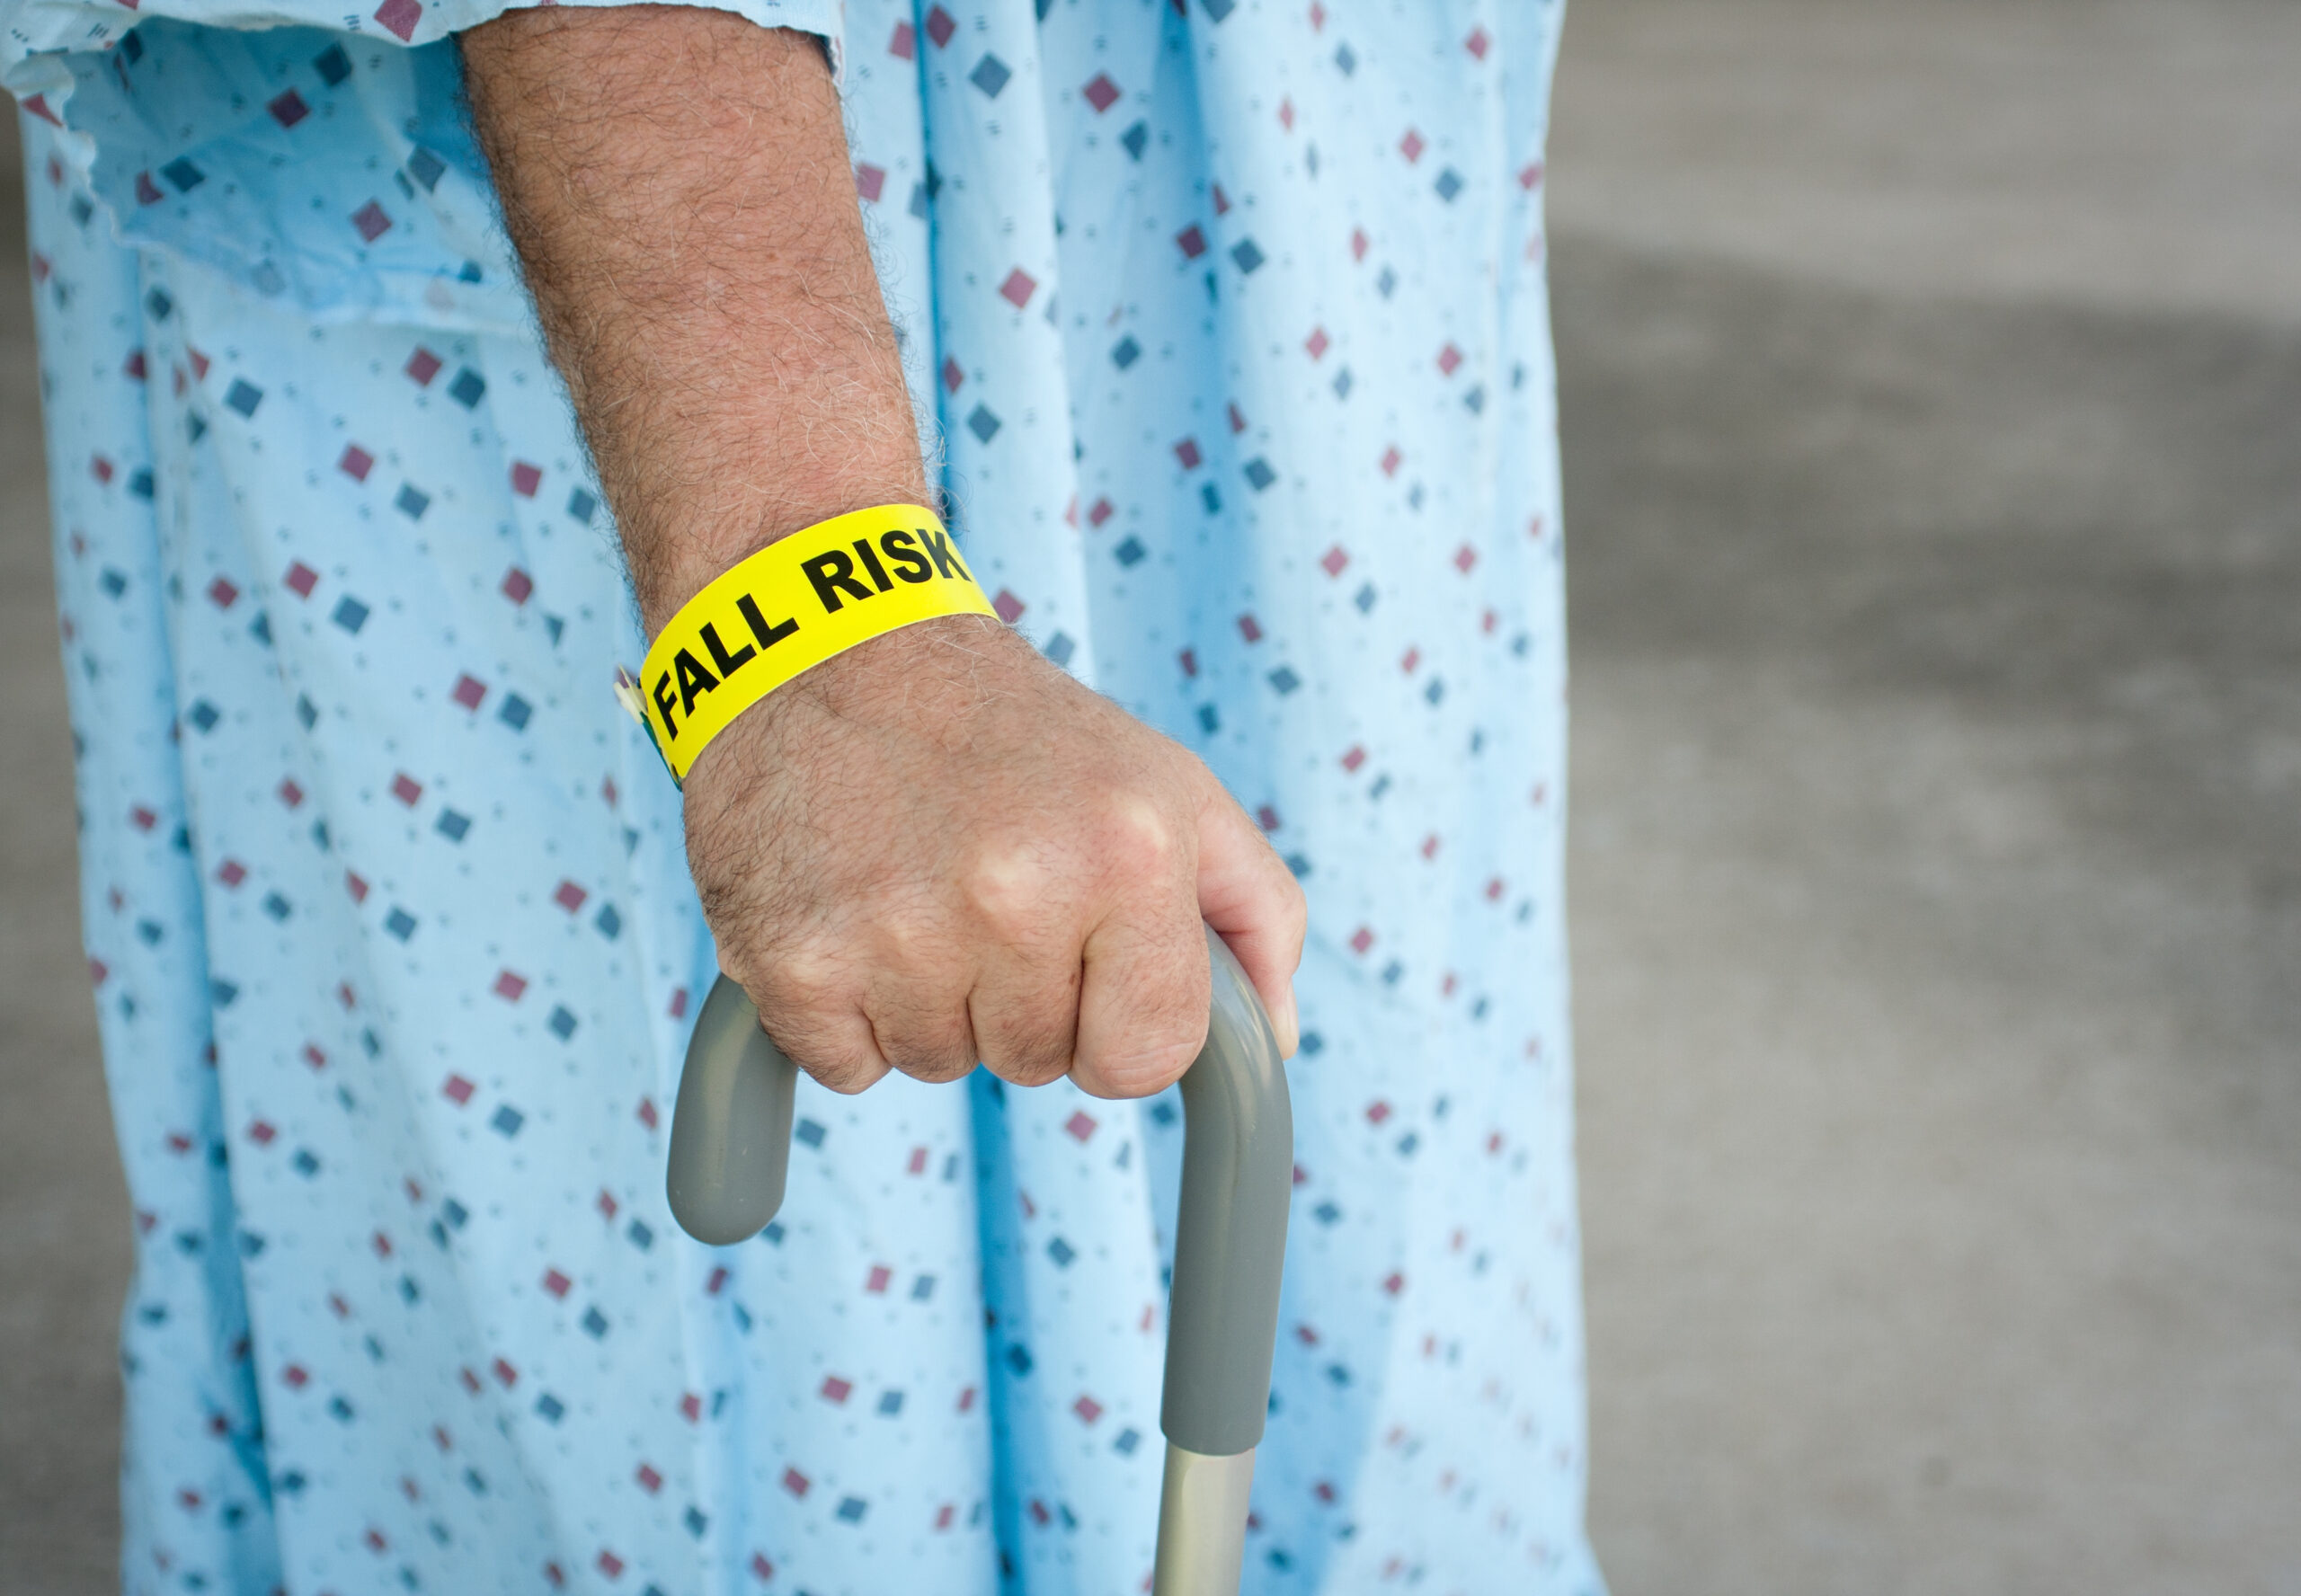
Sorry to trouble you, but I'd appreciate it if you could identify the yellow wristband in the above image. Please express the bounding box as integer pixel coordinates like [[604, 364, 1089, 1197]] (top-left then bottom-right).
[[615, 504, 996, 781]]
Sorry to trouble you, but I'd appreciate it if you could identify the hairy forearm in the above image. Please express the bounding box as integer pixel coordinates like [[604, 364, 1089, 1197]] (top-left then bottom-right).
[[461, 5, 924, 633]]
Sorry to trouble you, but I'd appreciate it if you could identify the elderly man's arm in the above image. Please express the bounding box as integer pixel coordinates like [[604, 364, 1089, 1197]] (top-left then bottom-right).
[[459, 5, 1304, 1098]]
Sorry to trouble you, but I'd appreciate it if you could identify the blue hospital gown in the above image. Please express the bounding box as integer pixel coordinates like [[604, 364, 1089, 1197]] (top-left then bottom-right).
[[9, 0, 1596, 1588]]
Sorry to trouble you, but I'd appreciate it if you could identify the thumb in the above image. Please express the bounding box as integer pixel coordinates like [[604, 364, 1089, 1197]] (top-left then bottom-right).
[[1193, 786, 1307, 1057]]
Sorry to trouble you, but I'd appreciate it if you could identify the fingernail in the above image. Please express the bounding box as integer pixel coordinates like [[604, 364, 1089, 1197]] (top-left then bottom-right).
[[1275, 986, 1301, 1059]]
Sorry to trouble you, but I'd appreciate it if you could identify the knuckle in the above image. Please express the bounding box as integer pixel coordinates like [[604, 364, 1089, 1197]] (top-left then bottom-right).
[[962, 845, 1057, 940], [1081, 1038, 1199, 1101], [1094, 794, 1180, 883]]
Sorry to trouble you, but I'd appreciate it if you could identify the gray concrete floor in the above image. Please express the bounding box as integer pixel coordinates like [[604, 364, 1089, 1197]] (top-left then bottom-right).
[[6, 2, 2301, 1591]]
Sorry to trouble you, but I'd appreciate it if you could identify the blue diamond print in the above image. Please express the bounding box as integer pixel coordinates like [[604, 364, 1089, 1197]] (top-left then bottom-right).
[[836, 1497, 868, 1524], [1267, 666, 1302, 695], [1111, 335, 1141, 369], [491, 1104, 524, 1137], [581, 1307, 608, 1338], [1313, 1200, 1341, 1225], [966, 404, 1001, 443], [627, 1219, 654, 1250], [1007, 1343, 1034, 1376], [224, 379, 262, 417], [685, 1507, 708, 1539], [535, 1394, 564, 1423], [969, 54, 1011, 97], [795, 1119, 826, 1148], [1354, 582, 1377, 613], [314, 42, 351, 84], [262, 892, 291, 922], [145, 288, 173, 322], [1334, 368, 1354, 400], [1197, 704, 1220, 734], [98, 568, 127, 598], [566, 487, 598, 525], [911, 1273, 937, 1301], [442, 1198, 468, 1228], [878, 1389, 905, 1414], [1046, 1236, 1076, 1268], [1042, 631, 1075, 668], [547, 1006, 577, 1041], [1121, 120, 1149, 160], [435, 809, 470, 842], [1114, 536, 1146, 567], [333, 596, 370, 634], [1114, 1427, 1142, 1455], [498, 693, 532, 731], [1202, 483, 1222, 515], [295, 695, 317, 730], [162, 157, 206, 194], [1335, 42, 1356, 74], [384, 906, 415, 940], [1230, 238, 1265, 274], [595, 904, 622, 939], [395, 483, 430, 519], [1243, 457, 1276, 492], [407, 147, 446, 191], [1435, 167, 1463, 202], [187, 700, 219, 733], [293, 1148, 321, 1177], [448, 368, 485, 408], [1203, 0, 1234, 19]]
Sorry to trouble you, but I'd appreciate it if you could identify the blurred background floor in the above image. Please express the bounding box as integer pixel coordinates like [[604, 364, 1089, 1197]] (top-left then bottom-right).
[[5, 1, 2300, 1591]]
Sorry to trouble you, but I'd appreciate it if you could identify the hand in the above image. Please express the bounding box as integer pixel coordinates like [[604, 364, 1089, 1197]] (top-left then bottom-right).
[[462, 6, 1303, 1098], [682, 613, 1304, 1097]]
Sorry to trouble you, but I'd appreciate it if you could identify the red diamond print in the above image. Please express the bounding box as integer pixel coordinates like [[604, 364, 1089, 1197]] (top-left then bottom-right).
[[190, 349, 211, 380], [492, 1358, 518, 1388], [888, 20, 915, 58], [217, 859, 247, 887], [1349, 927, 1375, 956], [1278, 96, 1295, 130], [284, 561, 319, 597], [442, 1074, 475, 1104], [278, 779, 305, 809], [865, 1264, 893, 1293], [668, 987, 689, 1020], [451, 674, 486, 711], [1519, 161, 1546, 191], [207, 576, 239, 608], [637, 1098, 660, 1130], [1437, 343, 1462, 377], [502, 567, 534, 605], [1228, 402, 1248, 434], [782, 1467, 810, 1498], [1401, 647, 1420, 673], [1176, 224, 1207, 260], [1178, 647, 1198, 678], [1175, 437, 1203, 469], [1485, 876, 1506, 900], [681, 1393, 702, 1423], [1399, 128, 1426, 163], [494, 970, 527, 1001], [133, 172, 162, 206], [1237, 613, 1264, 643], [908, 1145, 929, 1174], [374, 0, 420, 40], [269, 88, 309, 127], [999, 269, 1037, 309], [991, 589, 1026, 625], [935, 1505, 955, 1530], [1351, 227, 1369, 262], [390, 773, 422, 806], [1213, 183, 1231, 216], [1083, 73, 1120, 112], [1340, 744, 1366, 773], [1257, 805, 1282, 832], [351, 200, 392, 243], [595, 1550, 623, 1579], [303, 1042, 327, 1069], [1383, 1271, 1406, 1295], [820, 1376, 853, 1404], [510, 461, 542, 496], [542, 1268, 571, 1299], [338, 445, 374, 481], [554, 880, 588, 912], [854, 163, 886, 202], [346, 871, 369, 902], [248, 1120, 276, 1145], [1421, 834, 1441, 860], [1319, 545, 1348, 576], [1365, 1098, 1391, 1123], [1380, 446, 1402, 477], [751, 1552, 775, 1580], [1087, 498, 1114, 528], [90, 454, 115, 484], [1304, 327, 1329, 359], [1072, 1395, 1104, 1424], [923, 4, 955, 47], [405, 348, 442, 386], [283, 1363, 309, 1388], [1465, 25, 1490, 58], [941, 357, 965, 393], [1064, 1111, 1097, 1142], [958, 1386, 977, 1411], [1308, 0, 1325, 28], [1453, 543, 1478, 573], [599, 1190, 620, 1220], [635, 1464, 662, 1494]]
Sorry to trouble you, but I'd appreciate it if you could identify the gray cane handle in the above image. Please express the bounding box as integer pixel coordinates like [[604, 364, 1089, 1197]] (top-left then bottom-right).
[[664, 927, 1293, 1459]]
